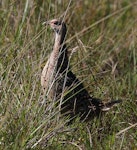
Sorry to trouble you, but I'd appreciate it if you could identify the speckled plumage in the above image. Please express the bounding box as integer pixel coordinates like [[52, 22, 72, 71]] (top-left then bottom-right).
[[41, 19, 121, 120]]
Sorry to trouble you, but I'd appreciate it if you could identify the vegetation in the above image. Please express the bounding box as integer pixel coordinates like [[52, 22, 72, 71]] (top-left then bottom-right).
[[0, 0, 137, 149]]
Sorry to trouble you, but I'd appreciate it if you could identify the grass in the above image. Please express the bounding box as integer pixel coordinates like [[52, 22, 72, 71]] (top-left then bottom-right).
[[0, 0, 137, 149]]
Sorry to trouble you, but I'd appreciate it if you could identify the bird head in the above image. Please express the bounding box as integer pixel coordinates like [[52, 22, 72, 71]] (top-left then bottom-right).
[[43, 19, 67, 34]]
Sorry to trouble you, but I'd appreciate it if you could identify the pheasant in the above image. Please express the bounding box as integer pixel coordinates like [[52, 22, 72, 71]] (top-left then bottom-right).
[[41, 19, 121, 120]]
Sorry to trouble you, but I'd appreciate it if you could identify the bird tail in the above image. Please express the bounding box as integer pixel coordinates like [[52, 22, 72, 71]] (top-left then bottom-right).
[[101, 100, 122, 111]]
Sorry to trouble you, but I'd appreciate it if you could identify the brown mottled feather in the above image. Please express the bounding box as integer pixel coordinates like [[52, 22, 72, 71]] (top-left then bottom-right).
[[41, 19, 121, 120]]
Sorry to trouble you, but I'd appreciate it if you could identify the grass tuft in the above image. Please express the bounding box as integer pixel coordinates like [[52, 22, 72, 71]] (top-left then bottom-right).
[[0, 0, 137, 149]]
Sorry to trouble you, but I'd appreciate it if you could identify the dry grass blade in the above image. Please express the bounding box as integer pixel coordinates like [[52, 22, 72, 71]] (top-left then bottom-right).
[[66, 2, 136, 43], [1, 1, 137, 149], [116, 123, 137, 136]]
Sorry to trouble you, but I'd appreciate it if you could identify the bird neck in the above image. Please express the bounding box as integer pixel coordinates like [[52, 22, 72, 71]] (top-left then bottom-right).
[[51, 30, 68, 73], [53, 30, 66, 52]]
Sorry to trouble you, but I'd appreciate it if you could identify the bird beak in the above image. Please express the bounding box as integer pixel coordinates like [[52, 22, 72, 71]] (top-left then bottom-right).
[[42, 21, 50, 25]]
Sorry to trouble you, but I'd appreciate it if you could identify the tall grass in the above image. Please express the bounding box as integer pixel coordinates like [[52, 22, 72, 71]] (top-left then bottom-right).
[[0, 0, 137, 149]]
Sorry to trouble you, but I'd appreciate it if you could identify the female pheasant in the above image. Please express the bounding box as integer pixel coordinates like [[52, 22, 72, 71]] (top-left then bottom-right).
[[41, 19, 121, 120]]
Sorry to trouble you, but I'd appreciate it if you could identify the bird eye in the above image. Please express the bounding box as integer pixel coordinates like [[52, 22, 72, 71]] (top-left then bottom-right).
[[54, 21, 61, 25]]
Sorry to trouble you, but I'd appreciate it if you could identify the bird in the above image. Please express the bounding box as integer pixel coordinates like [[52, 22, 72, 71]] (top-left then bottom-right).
[[41, 18, 121, 121]]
